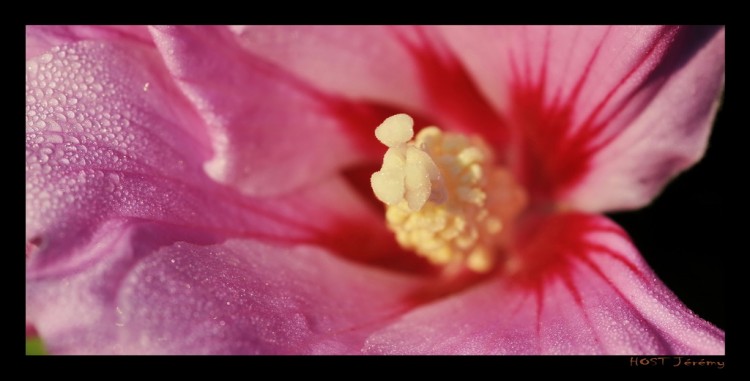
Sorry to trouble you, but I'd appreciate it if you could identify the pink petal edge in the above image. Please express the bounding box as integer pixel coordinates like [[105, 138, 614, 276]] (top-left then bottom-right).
[[363, 213, 724, 355]]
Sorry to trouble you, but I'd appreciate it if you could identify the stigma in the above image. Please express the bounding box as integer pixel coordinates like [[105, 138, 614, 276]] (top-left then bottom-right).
[[371, 114, 527, 273]]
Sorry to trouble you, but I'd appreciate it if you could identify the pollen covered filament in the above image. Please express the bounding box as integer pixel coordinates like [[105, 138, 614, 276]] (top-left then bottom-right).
[[371, 114, 527, 273]]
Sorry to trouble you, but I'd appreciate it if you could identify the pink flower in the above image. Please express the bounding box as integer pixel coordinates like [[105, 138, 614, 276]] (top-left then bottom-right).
[[26, 25, 725, 354]]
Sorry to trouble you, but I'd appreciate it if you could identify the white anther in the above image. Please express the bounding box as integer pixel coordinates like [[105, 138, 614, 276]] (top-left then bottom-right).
[[374, 114, 414, 148], [371, 168, 405, 205]]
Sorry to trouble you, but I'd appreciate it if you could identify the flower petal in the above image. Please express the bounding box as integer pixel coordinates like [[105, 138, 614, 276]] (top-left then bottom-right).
[[149, 26, 379, 197], [26, 25, 153, 60], [439, 26, 725, 211], [25, 39, 202, 272], [26, 39, 383, 277], [229, 26, 424, 113], [26, 221, 425, 354], [231, 26, 510, 152], [363, 213, 724, 354]]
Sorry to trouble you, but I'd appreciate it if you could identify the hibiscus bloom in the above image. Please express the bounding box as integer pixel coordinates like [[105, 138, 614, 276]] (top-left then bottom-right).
[[26, 25, 725, 354]]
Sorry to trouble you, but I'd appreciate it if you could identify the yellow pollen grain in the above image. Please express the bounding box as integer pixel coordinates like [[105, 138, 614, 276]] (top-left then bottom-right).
[[370, 114, 527, 273]]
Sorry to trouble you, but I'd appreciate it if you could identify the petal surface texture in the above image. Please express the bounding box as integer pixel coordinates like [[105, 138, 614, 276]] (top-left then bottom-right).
[[27, 222, 424, 354], [438, 26, 725, 211], [363, 213, 724, 354]]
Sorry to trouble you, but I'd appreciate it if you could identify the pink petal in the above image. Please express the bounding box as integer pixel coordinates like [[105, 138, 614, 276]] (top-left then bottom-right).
[[363, 213, 724, 354], [149, 26, 382, 197], [26, 38, 386, 277], [231, 26, 510, 152], [26, 221, 426, 354], [229, 26, 425, 114], [392, 26, 511, 151], [439, 26, 725, 211], [26, 25, 153, 60]]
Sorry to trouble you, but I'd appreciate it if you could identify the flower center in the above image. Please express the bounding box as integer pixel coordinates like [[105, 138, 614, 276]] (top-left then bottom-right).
[[371, 114, 527, 273]]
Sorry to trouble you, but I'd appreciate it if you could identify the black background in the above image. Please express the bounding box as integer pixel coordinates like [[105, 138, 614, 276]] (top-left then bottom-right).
[[609, 105, 726, 330]]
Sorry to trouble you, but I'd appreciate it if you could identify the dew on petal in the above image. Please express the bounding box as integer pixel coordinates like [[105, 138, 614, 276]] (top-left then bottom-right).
[[39, 53, 53, 64]]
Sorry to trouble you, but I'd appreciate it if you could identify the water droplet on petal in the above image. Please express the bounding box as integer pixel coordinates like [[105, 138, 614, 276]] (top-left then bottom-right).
[[27, 61, 39, 74], [47, 120, 62, 132], [46, 134, 63, 144]]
